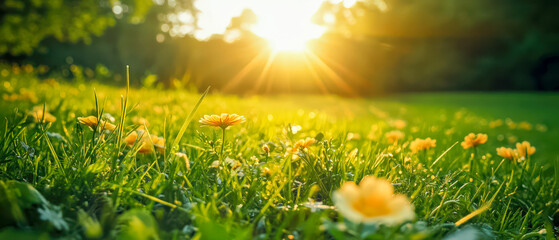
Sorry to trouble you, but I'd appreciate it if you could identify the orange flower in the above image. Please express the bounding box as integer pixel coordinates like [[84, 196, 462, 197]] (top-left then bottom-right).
[[78, 116, 116, 131], [132, 117, 150, 130], [385, 130, 404, 144], [199, 113, 245, 129], [333, 176, 415, 225], [461, 133, 488, 149], [286, 137, 316, 159], [515, 141, 535, 159], [124, 130, 165, 154], [409, 138, 436, 153], [29, 107, 56, 123], [496, 147, 518, 160], [390, 120, 407, 129]]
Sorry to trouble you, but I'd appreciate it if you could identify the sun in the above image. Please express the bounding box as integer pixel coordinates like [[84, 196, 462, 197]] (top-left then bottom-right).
[[248, 0, 326, 52]]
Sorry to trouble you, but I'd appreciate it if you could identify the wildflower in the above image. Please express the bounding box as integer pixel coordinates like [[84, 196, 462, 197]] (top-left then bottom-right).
[[390, 120, 407, 129], [385, 130, 404, 144], [78, 116, 116, 131], [132, 116, 150, 130], [346, 132, 361, 141], [289, 137, 315, 153], [461, 133, 488, 149], [332, 175, 415, 225], [489, 119, 503, 128], [29, 107, 56, 123], [409, 138, 436, 153], [261, 167, 272, 177], [200, 113, 245, 160], [262, 144, 270, 153], [515, 141, 535, 159], [175, 152, 190, 170], [286, 137, 316, 159], [517, 122, 532, 131], [496, 147, 518, 160], [124, 130, 165, 154], [199, 113, 246, 129]]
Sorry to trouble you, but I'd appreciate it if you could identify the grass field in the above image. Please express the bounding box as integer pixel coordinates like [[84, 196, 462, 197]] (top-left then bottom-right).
[[1, 71, 558, 239]]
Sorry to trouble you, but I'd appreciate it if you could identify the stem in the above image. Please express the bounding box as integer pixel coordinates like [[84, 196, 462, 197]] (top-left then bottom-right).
[[220, 128, 226, 162]]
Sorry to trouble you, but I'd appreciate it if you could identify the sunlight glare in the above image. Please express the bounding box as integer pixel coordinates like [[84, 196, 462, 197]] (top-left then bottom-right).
[[191, 0, 327, 52]]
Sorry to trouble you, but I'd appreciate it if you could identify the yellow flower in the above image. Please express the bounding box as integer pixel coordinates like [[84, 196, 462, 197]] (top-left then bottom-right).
[[515, 141, 535, 159], [124, 130, 165, 154], [199, 113, 246, 129], [489, 119, 503, 128], [461, 133, 488, 149], [390, 119, 407, 129], [78, 116, 116, 131], [29, 107, 56, 123], [333, 176, 415, 225], [132, 117, 150, 130], [385, 130, 404, 144], [517, 122, 532, 131], [496, 147, 518, 160], [286, 137, 316, 159], [409, 138, 436, 153]]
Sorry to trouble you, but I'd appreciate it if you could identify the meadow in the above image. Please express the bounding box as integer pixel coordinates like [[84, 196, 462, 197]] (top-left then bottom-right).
[[1, 68, 558, 239]]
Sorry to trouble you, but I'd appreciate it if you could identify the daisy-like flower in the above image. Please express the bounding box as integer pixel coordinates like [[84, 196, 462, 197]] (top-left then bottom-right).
[[287, 137, 316, 159], [200, 113, 246, 160], [124, 130, 165, 154], [29, 106, 56, 123], [461, 133, 488, 149], [78, 116, 116, 131], [515, 141, 535, 159], [199, 113, 246, 129], [333, 175, 415, 225], [409, 138, 436, 153], [385, 130, 404, 144], [496, 147, 518, 160]]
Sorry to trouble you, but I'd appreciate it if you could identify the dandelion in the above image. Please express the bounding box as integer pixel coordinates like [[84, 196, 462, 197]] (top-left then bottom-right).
[[29, 106, 56, 123], [385, 130, 404, 144], [78, 116, 116, 131], [461, 133, 488, 149], [124, 130, 165, 154], [515, 141, 535, 159], [409, 138, 436, 153], [200, 113, 246, 161], [496, 147, 518, 160], [332, 175, 415, 225]]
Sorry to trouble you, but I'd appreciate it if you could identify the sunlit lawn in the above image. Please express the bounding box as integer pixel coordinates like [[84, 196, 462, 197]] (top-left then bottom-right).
[[1, 73, 558, 239]]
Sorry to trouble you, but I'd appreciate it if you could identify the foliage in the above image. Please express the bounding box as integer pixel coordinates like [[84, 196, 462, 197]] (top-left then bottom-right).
[[0, 69, 558, 239]]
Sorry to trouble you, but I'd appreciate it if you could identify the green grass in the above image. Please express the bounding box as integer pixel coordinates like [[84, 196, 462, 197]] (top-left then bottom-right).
[[0, 71, 558, 239]]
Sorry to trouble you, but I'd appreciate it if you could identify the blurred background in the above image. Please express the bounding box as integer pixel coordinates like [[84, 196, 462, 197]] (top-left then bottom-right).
[[1, 0, 558, 95]]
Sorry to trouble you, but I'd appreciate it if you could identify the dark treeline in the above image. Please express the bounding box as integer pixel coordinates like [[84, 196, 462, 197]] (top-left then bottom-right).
[[2, 0, 559, 95]]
